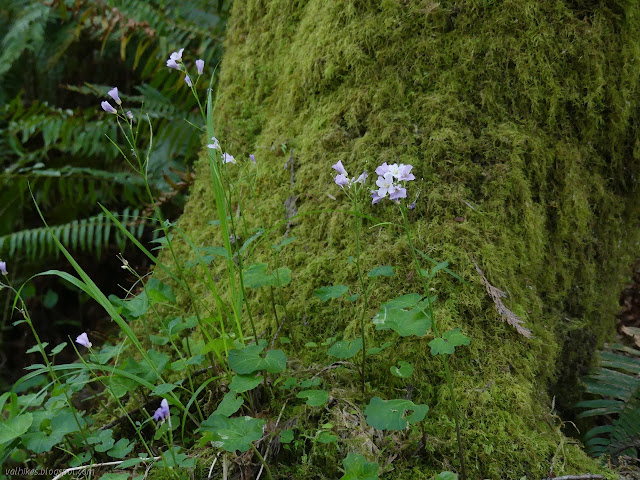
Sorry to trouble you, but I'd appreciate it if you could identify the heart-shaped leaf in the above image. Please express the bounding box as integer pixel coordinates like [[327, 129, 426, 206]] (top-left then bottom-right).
[[390, 361, 413, 378], [228, 344, 287, 374], [372, 294, 431, 337], [364, 396, 429, 430], [314, 285, 348, 302], [198, 415, 265, 452], [340, 453, 379, 480], [429, 328, 470, 356], [327, 338, 363, 359], [296, 389, 329, 406]]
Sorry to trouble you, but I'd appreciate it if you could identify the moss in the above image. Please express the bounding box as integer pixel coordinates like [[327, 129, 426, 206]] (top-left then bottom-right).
[[169, 0, 640, 477]]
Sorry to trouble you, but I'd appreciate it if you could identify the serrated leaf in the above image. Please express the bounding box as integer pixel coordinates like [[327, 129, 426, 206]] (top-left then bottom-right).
[[297, 390, 329, 406], [368, 266, 394, 278], [340, 453, 379, 480], [364, 396, 429, 430], [198, 415, 265, 452], [314, 285, 349, 302], [390, 361, 413, 378], [327, 338, 363, 359], [228, 344, 287, 374]]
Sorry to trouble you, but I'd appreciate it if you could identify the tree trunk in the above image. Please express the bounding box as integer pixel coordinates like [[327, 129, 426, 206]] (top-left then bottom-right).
[[176, 0, 640, 477]]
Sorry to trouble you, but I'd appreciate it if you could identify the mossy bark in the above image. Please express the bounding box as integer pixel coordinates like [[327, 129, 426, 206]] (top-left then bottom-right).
[[175, 0, 640, 477]]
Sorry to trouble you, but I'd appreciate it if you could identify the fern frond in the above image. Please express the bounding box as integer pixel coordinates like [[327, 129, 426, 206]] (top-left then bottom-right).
[[578, 344, 640, 461], [0, 209, 151, 261]]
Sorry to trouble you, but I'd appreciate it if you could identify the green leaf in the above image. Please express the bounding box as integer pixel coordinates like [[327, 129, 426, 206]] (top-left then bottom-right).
[[0, 413, 32, 444], [314, 285, 349, 302], [214, 392, 244, 417], [43, 289, 59, 308], [272, 236, 297, 252], [436, 472, 458, 480], [146, 278, 176, 304], [367, 341, 393, 355], [244, 263, 292, 288], [50, 342, 67, 356], [368, 266, 394, 278], [198, 415, 265, 452], [390, 361, 413, 378], [26, 342, 48, 354], [228, 344, 287, 374], [151, 383, 177, 395], [149, 335, 170, 345], [99, 473, 130, 480], [327, 338, 363, 359], [340, 453, 379, 480], [428, 328, 470, 356], [364, 396, 429, 430], [280, 429, 294, 444], [372, 294, 431, 337], [297, 390, 329, 406], [317, 431, 339, 444], [229, 374, 263, 393], [108, 438, 135, 459]]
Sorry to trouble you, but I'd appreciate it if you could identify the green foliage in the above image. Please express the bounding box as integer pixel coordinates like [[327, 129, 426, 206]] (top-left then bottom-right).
[[577, 344, 640, 460], [198, 415, 265, 453], [364, 396, 429, 431], [340, 453, 379, 480]]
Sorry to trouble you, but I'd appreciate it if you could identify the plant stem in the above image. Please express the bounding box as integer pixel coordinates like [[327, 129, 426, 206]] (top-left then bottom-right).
[[251, 443, 274, 480], [353, 192, 368, 396], [399, 204, 467, 480]]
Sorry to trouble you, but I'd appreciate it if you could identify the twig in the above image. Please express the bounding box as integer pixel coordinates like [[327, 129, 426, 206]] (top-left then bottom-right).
[[51, 457, 161, 480], [207, 453, 219, 479], [256, 401, 288, 480], [311, 361, 357, 380]]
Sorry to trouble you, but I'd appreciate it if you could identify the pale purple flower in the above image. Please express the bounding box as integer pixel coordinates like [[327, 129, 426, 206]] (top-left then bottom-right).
[[166, 48, 184, 69], [354, 172, 368, 184], [249, 154, 256, 163], [75, 332, 92, 348], [108, 87, 121, 105], [396, 164, 415, 181], [332, 161, 348, 177], [184, 75, 192, 87], [0, 261, 7, 275], [375, 173, 398, 197], [334, 174, 349, 187], [375, 162, 390, 176], [101, 101, 117, 114], [126, 111, 133, 120], [153, 398, 170, 423], [207, 137, 220, 150], [222, 153, 236, 164], [371, 190, 384, 204], [408, 201, 416, 210], [196, 59, 204, 75], [389, 187, 407, 200]]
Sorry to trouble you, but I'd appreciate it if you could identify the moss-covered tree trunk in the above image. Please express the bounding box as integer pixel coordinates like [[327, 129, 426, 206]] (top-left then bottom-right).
[[176, 0, 640, 477]]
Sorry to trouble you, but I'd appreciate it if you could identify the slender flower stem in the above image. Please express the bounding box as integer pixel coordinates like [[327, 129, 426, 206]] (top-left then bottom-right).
[[399, 204, 467, 480], [352, 191, 368, 395], [251, 444, 274, 480]]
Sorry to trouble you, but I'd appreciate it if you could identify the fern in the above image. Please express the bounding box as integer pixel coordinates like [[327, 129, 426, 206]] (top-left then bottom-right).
[[577, 344, 640, 461], [0, 208, 155, 262]]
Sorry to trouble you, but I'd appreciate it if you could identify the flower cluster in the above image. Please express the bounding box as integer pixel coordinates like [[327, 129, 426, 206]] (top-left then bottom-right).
[[100, 87, 134, 120], [207, 136, 237, 164], [332, 161, 367, 188], [153, 398, 170, 423], [166, 48, 205, 87], [371, 162, 415, 204]]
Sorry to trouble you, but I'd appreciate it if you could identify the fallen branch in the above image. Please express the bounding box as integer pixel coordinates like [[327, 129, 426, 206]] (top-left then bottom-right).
[[51, 457, 161, 480]]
